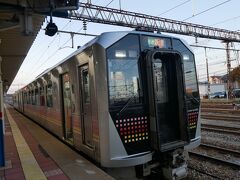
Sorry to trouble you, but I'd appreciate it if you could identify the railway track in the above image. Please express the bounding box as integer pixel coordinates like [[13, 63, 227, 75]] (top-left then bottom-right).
[[201, 108, 240, 114], [188, 143, 240, 179], [188, 166, 223, 179], [189, 151, 240, 169], [200, 143, 240, 157], [201, 114, 240, 122], [201, 124, 240, 136]]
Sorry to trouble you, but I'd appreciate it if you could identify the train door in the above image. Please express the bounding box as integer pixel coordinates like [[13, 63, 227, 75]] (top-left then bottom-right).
[[146, 50, 188, 152], [61, 73, 73, 143], [79, 64, 93, 148]]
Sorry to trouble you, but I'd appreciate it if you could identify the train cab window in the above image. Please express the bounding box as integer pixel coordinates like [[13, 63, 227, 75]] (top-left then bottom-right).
[[46, 83, 53, 107], [107, 34, 143, 107], [40, 87, 45, 106]]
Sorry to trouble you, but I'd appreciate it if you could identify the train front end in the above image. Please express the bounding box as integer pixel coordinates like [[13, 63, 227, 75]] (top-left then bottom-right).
[[97, 31, 200, 179]]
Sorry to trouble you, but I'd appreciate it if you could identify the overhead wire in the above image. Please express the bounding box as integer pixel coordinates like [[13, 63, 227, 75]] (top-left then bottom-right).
[[182, 0, 232, 21], [198, 69, 227, 78], [27, 19, 73, 80], [157, 0, 191, 16], [210, 15, 240, 27], [106, 0, 115, 7]]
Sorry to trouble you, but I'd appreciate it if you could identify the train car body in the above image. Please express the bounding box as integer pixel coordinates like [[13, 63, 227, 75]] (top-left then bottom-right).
[[14, 31, 201, 179]]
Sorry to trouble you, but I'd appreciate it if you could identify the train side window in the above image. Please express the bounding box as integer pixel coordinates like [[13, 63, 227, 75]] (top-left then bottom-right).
[[24, 92, 27, 104], [82, 69, 90, 103], [47, 82, 53, 107], [29, 90, 31, 104], [27, 91, 30, 104], [35, 88, 39, 105], [40, 87, 45, 106], [31, 90, 35, 105]]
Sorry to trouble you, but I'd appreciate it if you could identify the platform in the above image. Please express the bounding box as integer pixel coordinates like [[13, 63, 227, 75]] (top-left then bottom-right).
[[0, 105, 113, 180]]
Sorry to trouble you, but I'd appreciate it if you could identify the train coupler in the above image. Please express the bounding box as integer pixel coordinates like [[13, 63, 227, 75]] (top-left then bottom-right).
[[161, 149, 188, 180]]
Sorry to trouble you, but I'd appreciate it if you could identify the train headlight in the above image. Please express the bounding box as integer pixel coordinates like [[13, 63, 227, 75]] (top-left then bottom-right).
[[183, 54, 190, 60], [115, 50, 126, 58]]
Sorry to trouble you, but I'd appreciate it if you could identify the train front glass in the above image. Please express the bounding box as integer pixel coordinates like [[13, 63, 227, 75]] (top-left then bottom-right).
[[106, 33, 200, 155]]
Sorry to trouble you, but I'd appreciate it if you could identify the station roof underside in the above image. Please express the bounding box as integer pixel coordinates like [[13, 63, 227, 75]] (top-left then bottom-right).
[[0, 0, 45, 93]]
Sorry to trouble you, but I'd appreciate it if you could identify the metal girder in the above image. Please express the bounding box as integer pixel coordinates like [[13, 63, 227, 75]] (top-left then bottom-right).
[[69, 3, 240, 42]]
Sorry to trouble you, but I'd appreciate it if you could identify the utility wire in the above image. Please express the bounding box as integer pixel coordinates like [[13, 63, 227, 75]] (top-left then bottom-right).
[[190, 44, 240, 51], [27, 20, 72, 78], [183, 0, 231, 21], [157, 0, 191, 16], [198, 69, 227, 78], [106, 0, 115, 7], [211, 15, 240, 26]]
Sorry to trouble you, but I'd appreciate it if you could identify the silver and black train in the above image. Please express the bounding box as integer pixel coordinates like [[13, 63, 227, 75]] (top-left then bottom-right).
[[13, 31, 201, 179]]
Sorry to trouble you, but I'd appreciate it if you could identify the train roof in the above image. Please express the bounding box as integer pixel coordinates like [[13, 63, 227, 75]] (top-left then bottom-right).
[[20, 31, 193, 91], [46, 31, 193, 74]]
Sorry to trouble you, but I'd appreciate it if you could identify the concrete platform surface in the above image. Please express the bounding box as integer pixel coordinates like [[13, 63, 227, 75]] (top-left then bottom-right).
[[0, 105, 114, 180]]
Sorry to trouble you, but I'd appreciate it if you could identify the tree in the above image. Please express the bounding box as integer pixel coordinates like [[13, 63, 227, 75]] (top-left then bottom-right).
[[229, 66, 240, 82]]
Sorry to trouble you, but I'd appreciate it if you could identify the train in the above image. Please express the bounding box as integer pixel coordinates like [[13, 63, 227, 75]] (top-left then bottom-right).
[[13, 31, 201, 179]]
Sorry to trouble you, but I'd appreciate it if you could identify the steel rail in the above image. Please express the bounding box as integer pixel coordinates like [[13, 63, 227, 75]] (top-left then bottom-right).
[[201, 125, 240, 136], [200, 143, 240, 156], [188, 166, 223, 180], [189, 151, 240, 168], [201, 114, 240, 122]]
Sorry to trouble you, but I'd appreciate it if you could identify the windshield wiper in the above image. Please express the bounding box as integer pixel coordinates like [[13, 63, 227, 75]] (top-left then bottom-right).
[[117, 96, 136, 116], [187, 94, 200, 104]]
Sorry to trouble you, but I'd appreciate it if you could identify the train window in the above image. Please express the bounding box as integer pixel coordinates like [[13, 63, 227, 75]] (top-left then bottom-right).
[[153, 61, 168, 103], [141, 36, 171, 50], [35, 88, 39, 105], [27, 91, 30, 104], [172, 39, 199, 98], [40, 87, 45, 106], [46, 83, 53, 107], [31, 90, 35, 105], [107, 34, 143, 107], [82, 69, 90, 103], [24, 92, 28, 104]]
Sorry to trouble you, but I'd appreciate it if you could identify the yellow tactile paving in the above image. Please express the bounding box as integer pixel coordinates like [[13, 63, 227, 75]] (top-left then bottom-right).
[[5, 106, 47, 180]]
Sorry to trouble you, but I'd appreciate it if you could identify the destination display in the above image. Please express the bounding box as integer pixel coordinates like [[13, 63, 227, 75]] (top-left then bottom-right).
[[142, 36, 171, 49]]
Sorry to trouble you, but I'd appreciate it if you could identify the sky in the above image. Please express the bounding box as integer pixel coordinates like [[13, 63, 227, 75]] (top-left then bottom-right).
[[7, 0, 240, 93]]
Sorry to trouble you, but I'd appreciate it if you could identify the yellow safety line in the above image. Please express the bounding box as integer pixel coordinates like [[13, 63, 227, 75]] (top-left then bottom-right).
[[5, 106, 47, 180]]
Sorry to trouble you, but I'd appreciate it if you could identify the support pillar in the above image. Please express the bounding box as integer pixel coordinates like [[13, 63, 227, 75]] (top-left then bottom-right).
[[0, 55, 5, 167]]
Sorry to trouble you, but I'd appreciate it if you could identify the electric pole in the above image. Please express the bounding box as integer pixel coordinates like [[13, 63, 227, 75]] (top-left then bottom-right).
[[204, 47, 210, 99], [225, 41, 232, 99]]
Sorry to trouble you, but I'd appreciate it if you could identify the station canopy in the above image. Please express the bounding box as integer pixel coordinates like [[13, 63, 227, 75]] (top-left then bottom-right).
[[0, 0, 45, 93]]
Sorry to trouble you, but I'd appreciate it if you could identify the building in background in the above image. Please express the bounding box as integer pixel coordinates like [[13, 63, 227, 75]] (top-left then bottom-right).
[[198, 74, 240, 98]]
